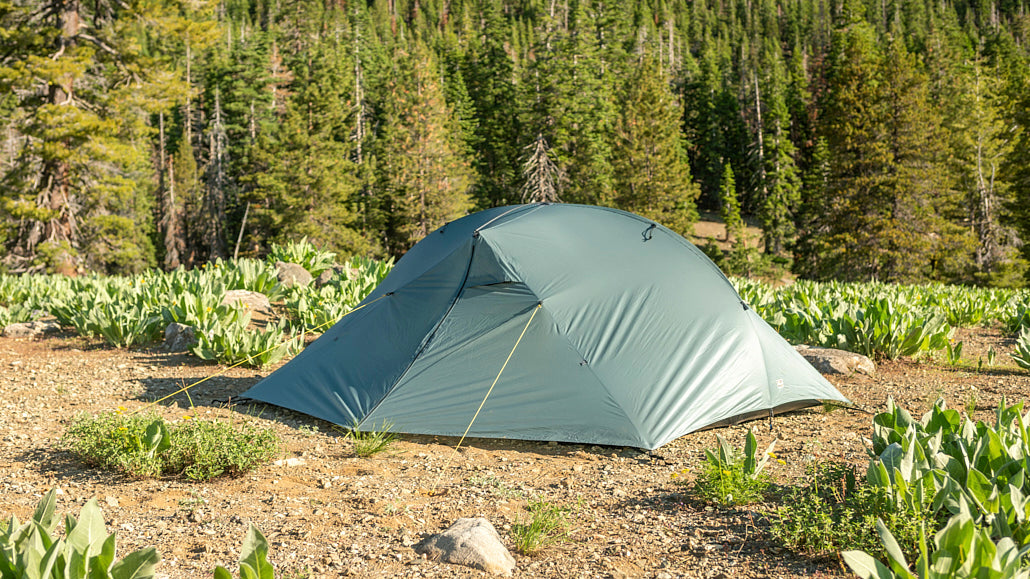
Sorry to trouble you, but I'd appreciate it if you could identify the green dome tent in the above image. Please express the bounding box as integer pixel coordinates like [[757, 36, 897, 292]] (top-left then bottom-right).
[[243, 204, 846, 449]]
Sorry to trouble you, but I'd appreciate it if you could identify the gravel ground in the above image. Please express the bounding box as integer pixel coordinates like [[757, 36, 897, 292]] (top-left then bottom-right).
[[2, 326, 1028, 579]]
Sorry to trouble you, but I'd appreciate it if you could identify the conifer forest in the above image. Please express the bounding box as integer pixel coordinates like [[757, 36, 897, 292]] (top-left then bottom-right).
[[2, 0, 1030, 286]]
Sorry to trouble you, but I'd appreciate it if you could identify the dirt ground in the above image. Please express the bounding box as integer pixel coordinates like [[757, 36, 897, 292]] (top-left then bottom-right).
[[2, 326, 1028, 579]]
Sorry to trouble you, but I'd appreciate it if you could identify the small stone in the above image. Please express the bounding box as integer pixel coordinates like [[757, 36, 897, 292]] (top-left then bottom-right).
[[273, 457, 306, 467], [105, 496, 119, 508]]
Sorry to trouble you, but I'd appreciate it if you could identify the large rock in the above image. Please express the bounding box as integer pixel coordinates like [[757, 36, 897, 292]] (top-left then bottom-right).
[[221, 290, 272, 313], [3, 320, 60, 339], [164, 323, 196, 352], [795, 345, 876, 376], [275, 261, 312, 288], [414, 518, 515, 576]]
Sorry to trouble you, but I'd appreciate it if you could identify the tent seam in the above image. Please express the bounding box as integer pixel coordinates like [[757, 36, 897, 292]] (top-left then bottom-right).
[[357, 237, 480, 429]]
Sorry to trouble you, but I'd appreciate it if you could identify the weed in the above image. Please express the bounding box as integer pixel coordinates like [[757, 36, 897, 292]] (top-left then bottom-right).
[[945, 340, 963, 366], [63, 411, 280, 481], [178, 491, 208, 511], [770, 462, 935, 561], [346, 421, 397, 458], [965, 391, 977, 417], [469, 475, 522, 498], [687, 429, 775, 507], [510, 498, 572, 555]]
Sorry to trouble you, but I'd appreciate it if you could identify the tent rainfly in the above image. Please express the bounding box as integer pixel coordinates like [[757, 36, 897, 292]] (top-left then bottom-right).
[[243, 204, 847, 450]]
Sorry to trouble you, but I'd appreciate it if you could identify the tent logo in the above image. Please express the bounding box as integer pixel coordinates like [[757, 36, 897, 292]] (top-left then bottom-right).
[[776, 379, 784, 389]]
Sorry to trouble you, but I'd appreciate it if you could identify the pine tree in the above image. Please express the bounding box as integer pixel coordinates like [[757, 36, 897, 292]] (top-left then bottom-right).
[[375, 42, 474, 254], [719, 164, 743, 243], [465, 0, 521, 208], [754, 41, 802, 256], [611, 55, 699, 235], [520, 1, 616, 205], [0, 0, 168, 273], [242, 15, 375, 259]]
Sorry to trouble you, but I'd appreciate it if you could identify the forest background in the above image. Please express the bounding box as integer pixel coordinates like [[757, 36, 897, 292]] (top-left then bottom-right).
[[2, 0, 1030, 286]]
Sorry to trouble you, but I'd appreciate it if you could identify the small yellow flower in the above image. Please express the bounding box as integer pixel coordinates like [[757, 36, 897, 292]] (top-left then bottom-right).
[[118, 426, 128, 432], [671, 473, 678, 479], [767, 451, 778, 459], [777, 459, 786, 465], [722, 470, 732, 477], [116, 406, 126, 414], [183, 415, 193, 421], [681, 468, 689, 474]]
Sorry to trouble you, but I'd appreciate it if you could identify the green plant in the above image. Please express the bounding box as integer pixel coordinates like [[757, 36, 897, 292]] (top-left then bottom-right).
[[346, 421, 397, 458], [165, 416, 281, 480], [63, 412, 280, 481], [1013, 327, 1030, 370], [510, 499, 572, 555], [214, 525, 276, 579], [771, 462, 935, 561], [945, 340, 963, 366], [191, 318, 302, 368], [267, 238, 336, 278], [689, 430, 774, 506], [844, 513, 1030, 579], [0, 489, 161, 579]]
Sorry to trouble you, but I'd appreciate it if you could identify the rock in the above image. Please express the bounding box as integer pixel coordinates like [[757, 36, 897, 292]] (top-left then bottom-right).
[[273, 457, 306, 467], [314, 269, 335, 288], [221, 290, 272, 313], [414, 518, 515, 576], [795, 345, 876, 375], [315, 265, 361, 288], [276, 261, 313, 288], [3, 320, 60, 339], [164, 323, 196, 352]]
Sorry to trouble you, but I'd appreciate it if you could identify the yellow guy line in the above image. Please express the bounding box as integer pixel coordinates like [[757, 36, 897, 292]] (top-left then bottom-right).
[[135, 292, 392, 414], [428, 303, 542, 495]]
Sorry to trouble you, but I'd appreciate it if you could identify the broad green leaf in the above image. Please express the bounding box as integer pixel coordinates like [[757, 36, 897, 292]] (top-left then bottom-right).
[[30, 489, 58, 533], [874, 519, 910, 575], [109, 547, 160, 579], [842, 550, 897, 579], [65, 500, 108, 560], [214, 566, 233, 579], [239, 525, 273, 579]]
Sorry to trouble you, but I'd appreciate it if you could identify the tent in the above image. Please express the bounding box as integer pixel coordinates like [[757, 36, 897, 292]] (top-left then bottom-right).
[[243, 204, 846, 449]]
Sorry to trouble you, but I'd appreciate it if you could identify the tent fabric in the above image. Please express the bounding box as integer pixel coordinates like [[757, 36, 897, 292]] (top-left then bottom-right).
[[243, 203, 847, 449]]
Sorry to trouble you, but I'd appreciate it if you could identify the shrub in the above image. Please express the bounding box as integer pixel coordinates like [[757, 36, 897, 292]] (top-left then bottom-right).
[[0, 489, 161, 579], [687, 429, 774, 507], [771, 462, 935, 561], [63, 412, 280, 481]]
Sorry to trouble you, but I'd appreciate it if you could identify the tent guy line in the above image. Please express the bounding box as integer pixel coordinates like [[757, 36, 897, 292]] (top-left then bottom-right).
[[428, 303, 542, 496], [130, 291, 395, 416]]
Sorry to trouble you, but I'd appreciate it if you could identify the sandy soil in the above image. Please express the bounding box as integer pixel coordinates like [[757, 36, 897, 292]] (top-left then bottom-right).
[[2, 327, 1028, 579]]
